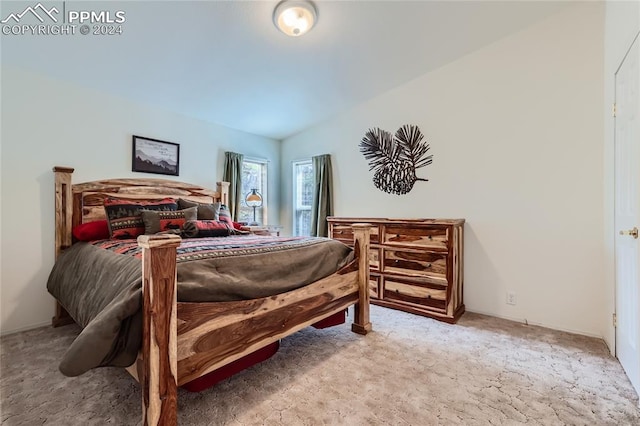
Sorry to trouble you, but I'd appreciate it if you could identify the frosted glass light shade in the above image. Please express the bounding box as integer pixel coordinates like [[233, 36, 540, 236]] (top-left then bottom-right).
[[245, 189, 263, 207], [273, 1, 317, 37]]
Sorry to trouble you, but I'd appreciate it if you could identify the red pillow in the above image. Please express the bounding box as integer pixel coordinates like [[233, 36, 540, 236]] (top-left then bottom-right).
[[72, 220, 110, 241], [232, 221, 244, 230], [182, 220, 232, 238]]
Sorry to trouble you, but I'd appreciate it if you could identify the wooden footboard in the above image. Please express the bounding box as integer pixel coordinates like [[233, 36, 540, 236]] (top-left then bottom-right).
[[136, 226, 370, 425]]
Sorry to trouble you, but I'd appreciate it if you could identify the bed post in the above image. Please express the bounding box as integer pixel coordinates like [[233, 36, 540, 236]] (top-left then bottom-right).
[[351, 224, 372, 335], [53, 166, 74, 257], [137, 234, 181, 426], [216, 181, 230, 206], [52, 166, 75, 327]]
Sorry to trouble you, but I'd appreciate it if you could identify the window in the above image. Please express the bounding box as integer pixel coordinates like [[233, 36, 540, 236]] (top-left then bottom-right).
[[239, 159, 268, 225], [293, 160, 313, 236]]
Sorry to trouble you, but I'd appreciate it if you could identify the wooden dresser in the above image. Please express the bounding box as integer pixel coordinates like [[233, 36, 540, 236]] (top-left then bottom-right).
[[328, 217, 465, 323]]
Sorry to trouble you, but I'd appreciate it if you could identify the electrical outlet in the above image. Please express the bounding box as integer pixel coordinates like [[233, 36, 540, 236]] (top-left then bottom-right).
[[506, 292, 516, 305]]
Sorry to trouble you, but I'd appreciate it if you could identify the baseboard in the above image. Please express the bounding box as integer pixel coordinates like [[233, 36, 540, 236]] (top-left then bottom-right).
[[464, 309, 605, 341], [0, 321, 51, 337]]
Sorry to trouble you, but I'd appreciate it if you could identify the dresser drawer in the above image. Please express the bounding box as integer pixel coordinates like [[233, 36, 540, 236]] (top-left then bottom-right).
[[382, 248, 447, 284], [331, 224, 379, 244], [383, 279, 447, 311], [384, 225, 448, 250]]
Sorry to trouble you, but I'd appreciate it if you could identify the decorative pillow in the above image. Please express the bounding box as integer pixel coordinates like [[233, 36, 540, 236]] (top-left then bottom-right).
[[218, 204, 233, 227], [104, 197, 178, 239], [182, 220, 232, 238], [141, 207, 197, 235], [72, 220, 110, 241], [177, 199, 221, 220]]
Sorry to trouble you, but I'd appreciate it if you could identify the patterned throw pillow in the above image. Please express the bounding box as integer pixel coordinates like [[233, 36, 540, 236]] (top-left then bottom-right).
[[141, 207, 197, 235], [182, 220, 232, 238], [218, 204, 233, 227], [104, 197, 177, 239], [177, 199, 221, 220]]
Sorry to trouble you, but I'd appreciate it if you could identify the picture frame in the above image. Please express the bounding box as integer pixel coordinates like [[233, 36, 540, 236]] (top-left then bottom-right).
[[132, 135, 180, 176]]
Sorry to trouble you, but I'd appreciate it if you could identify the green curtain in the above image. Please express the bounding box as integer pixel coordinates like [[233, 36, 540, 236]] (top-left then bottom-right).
[[311, 154, 333, 237], [222, 151, 243, 221]]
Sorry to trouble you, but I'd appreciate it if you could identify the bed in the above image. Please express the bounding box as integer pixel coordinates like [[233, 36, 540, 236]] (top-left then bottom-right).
[[49, 166, 372, 426]]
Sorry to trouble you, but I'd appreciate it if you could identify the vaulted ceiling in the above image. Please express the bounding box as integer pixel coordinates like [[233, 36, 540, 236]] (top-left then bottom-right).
[[1, 0, 568, 139]]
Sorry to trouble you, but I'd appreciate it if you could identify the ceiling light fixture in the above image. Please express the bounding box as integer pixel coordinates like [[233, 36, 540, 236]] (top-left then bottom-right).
[[273, 0, 317, 37]]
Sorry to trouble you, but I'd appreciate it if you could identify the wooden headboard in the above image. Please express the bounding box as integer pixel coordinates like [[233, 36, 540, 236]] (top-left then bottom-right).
[[53, 166, 230, 258]]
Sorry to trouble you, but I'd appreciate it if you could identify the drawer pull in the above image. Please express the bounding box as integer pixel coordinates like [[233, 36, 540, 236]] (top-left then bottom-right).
[[394, 259, 400, 264], [428, 236, 433, 240], [396, 234, 400, 238], [337, 231, 343, 234], [426, 263, 432, 268]]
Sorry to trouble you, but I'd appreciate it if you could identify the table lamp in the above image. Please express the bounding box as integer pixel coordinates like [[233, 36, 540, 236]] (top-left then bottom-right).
[[245, 189, 263, 226]]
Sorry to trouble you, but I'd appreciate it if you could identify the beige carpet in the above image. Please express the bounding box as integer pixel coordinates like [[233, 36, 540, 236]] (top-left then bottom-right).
[[1, 305, 639, 425]]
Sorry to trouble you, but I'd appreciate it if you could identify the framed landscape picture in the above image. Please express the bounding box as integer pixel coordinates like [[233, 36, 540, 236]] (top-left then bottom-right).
[[132, 135, 180, 176]]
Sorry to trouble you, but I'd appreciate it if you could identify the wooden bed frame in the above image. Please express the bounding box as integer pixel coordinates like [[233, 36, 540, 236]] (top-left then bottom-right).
[[52, 167, 371, 426]]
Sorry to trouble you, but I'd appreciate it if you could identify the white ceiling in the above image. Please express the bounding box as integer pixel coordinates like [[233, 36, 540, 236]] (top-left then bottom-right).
[[1, 0, 568, 139]]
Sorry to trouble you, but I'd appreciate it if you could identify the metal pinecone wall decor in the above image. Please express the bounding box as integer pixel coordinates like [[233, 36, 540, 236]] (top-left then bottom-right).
[[359, 124, 433, 195]]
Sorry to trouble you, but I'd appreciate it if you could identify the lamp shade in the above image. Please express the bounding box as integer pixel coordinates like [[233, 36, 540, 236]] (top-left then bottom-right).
[[273, 0, 317, 37], [245, 189, 263, 207]]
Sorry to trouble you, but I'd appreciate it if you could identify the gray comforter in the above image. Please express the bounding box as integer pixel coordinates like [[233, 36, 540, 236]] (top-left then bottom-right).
[[47, 236, 353, 376]]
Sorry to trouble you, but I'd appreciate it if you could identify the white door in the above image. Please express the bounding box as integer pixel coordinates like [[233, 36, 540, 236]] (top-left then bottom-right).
[[615, 30, 640, 397]]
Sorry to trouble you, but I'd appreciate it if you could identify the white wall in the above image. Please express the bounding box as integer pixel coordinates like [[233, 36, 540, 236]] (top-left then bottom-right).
[[603, 0, 640, 351], [281, 3, 606, 337], [0, 66, 280, 334]]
